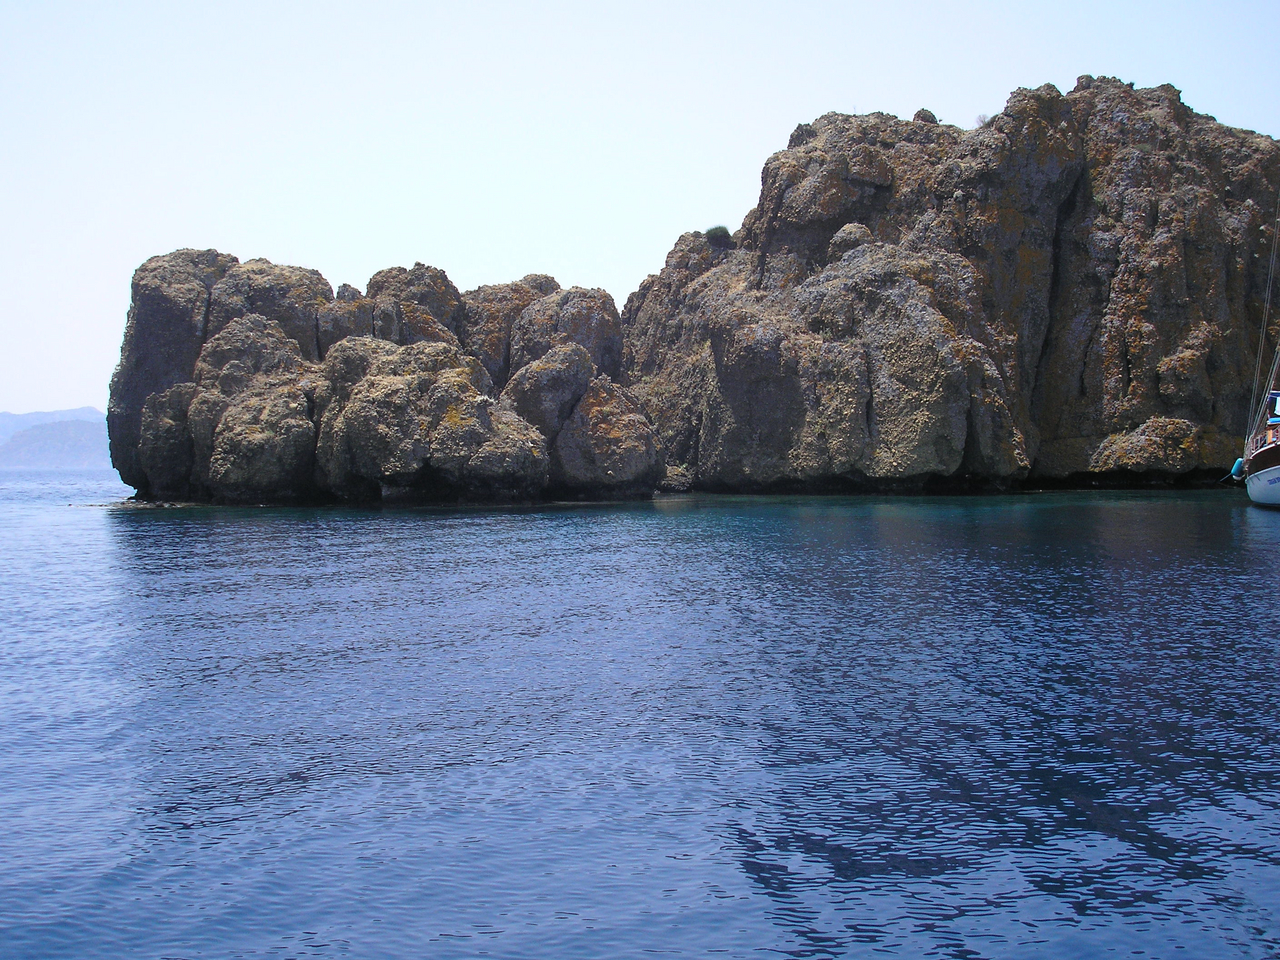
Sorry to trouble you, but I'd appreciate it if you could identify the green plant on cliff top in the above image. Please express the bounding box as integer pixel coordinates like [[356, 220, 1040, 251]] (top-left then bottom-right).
[[704, 225, 733, 248]]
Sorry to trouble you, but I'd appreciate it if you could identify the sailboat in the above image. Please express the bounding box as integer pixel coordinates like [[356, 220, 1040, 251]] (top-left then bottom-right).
[[1236, 200, 1280, 505], [1238, 390, 1280, 504]]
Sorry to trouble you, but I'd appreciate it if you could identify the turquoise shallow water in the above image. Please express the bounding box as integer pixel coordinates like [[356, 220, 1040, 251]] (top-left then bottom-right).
[[2, 470, 1279, 959]]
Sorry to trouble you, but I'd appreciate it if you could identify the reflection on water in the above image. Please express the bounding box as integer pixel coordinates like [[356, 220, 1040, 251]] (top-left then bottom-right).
[[1, 473, 1279, 958]]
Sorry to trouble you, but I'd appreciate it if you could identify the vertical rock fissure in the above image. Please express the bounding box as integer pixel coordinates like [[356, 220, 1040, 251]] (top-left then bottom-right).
[[689, 406, 703, 477], [960, 401, 978, 474], [1029, 167, 1087, 456], [198, 288, 213, 345], [863, 353, 876, 446], [752, 189, 789, 289], [1078, 325, 1096, 398], [1036, 168, 1085, 388]]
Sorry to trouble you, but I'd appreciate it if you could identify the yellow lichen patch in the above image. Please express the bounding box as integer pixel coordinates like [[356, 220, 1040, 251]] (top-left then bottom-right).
[[440, 403, 475, 431]]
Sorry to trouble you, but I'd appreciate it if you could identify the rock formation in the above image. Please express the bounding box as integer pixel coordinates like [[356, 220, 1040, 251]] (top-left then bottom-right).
[[624, 76, 1280, 489], [110, 256, 661, 502], [109, 77, 1280, 502]]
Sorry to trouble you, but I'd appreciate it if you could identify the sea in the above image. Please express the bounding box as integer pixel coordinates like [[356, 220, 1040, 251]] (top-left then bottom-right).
[[2, 468, 1279, 960]]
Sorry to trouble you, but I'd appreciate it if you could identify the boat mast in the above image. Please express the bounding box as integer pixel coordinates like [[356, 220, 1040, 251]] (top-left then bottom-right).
[[1247, 193, 1280, 440]]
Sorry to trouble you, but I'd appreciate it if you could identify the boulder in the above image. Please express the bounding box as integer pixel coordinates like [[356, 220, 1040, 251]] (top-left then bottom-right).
[[135, 315, 321, 502], [510, 287, 624, 380], [498, 340, 595, 440], [204, 382, 318, 503], [207, 259, 335, 361], [552, 377, 665, 495], [463, 275, 561, 388], [314, 340, 548, 501], [317, 298, 374, 357], [1088, 417, 1203, 474], [365, 262, 467, 337]]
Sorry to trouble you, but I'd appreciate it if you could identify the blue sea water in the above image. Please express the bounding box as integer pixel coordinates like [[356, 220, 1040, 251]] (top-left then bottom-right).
[[2, 469, 1279, 960]]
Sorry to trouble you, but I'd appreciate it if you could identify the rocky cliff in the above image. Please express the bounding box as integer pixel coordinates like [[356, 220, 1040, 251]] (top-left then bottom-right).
[[109, 77, 1280, 502], [624, 76, 1280, 490]]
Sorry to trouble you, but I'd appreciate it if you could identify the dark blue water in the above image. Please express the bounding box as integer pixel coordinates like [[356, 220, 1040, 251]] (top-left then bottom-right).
[[2, 469, 1279, 959]]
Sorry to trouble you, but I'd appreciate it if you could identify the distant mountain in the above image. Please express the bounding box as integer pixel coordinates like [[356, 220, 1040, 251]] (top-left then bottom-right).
[[0, 407, 103, 445], [0, 420, 111, 469]]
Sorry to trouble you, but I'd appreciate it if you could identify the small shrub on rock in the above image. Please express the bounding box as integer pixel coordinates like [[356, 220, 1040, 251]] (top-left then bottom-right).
[[704, 225, 734, 249]]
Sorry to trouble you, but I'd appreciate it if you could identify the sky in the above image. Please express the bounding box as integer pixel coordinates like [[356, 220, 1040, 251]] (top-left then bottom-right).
[[2, 0, 1279, 413]]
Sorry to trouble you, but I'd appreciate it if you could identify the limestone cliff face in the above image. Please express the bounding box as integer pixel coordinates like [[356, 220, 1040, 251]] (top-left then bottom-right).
[[111, 256, 660, 502], [111, 77, 1279, 501], [624, 77, 1279, 488]]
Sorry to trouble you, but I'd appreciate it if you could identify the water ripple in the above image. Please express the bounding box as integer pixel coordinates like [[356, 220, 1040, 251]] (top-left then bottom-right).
[[1, 474, 1278, 958]]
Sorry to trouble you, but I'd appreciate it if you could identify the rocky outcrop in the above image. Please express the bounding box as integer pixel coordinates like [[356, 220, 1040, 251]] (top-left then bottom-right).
[[551, 377, 665, 494], [497, 341, 665, 494], [624, 77, 1280, 488], [313, 337, 547, 502], [510, 287, 624, 381], [108, 249, 238, 489], [110, 77, 1280, 501], [110, 254, 661, 503], [462, 275, 560, 388], [140, 315, 318, 502]]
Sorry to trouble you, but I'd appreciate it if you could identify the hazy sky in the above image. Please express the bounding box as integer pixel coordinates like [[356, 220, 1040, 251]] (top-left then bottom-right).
[[2, 0, 1278, 413]]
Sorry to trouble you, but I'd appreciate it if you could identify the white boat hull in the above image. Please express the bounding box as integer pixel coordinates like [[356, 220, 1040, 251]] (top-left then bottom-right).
[[1247, 463, 1280, 505]]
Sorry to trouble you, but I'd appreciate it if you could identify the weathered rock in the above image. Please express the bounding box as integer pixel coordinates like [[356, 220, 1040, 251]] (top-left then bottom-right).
[[520, 274, 561, 297], [136, 315, 320, 502], [314, 339, 547, 501], [108, 248, 238, 491], [462, 275, 561, 388], [317, 298, 374, 356], [373, 299, 463, 350], [498, 340, 595, 440], [1030, 78, 1276, 476], [511, 287, 624, 380], [366, 262, 467, 337], [1089, 417, 1203, 473], [115, 77, 1267, 502], [552, 377, 665, 494], [137, 383, 198, 498], [204, 381, 318, 503], [207, 259, 335, 361], [192, 313, 308, 390], [625, 77, 1280, 488]]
